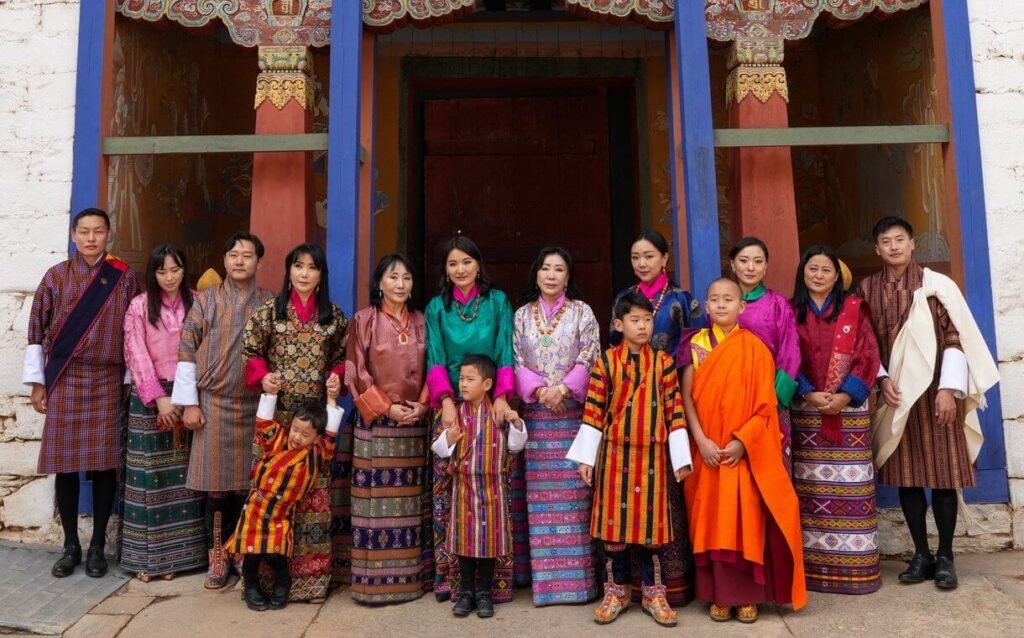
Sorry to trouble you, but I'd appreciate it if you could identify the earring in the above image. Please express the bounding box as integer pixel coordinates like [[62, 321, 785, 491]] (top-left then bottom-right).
[[476, 272, 481, 281]]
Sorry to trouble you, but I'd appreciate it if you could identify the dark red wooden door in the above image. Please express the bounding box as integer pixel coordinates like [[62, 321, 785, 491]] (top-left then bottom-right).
[[423, 95, 613, 330]]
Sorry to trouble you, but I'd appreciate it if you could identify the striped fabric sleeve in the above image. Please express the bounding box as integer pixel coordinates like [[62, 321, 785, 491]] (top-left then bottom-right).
[[581, 353, 610, 432]]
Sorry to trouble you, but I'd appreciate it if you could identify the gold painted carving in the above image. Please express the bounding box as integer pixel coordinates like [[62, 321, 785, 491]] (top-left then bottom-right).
[[726, 37, 788, 105], [254, 45, 314, 111]]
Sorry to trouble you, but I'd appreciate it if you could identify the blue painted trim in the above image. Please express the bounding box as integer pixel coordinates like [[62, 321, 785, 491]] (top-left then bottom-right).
[[673, 3, 721, 299], [68, 1, 109, 257], [939, 1, 1008, 502], [326, 1, 363, 317]]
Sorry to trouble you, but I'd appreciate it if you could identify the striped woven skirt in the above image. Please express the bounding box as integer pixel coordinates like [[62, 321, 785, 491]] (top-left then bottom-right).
[[330, 415, 354, 587], [791, 402, 881, 595], [510, 452, 530, 586], [522, 404, 597, 606], [431, 414, 514, 604], [121, 381, 206, 576], [350, 412, 433, 604]]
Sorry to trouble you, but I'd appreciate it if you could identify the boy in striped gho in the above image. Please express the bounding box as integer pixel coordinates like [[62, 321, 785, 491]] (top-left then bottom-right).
[[227, 372, 343, 611], [567, 291, 692, 627], [432, 354, 528, 619]]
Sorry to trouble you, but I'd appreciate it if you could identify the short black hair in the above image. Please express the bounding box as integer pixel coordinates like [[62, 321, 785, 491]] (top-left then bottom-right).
[[614, 290, 654, 320], [729, 236, 770, 261], [706, 277, 741, 296], [72, 208, 110, 230], [871, 216, 914, 242], [223, 231, 265, 259], [460, 353, 497, 384], [290, 399, 328, 435]]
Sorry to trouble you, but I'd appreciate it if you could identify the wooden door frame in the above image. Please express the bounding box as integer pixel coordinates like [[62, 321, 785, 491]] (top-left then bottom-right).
[[400, 58, 647, 309]]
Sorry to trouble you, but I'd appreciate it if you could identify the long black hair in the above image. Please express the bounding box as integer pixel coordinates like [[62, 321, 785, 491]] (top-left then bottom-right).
[[145, 243, 192, 327], [791, 245, 845, 323], [438, 235, 494, 309], [275, 243, 334, 326], [632, 229, 678, 287], [521, 246, 584, 305], [370, 253, 416, 309]]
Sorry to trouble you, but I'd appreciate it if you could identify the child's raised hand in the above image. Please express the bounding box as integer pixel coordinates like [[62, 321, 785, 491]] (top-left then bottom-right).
[[326, 373, 340, 402], [444, 422, 464, 447], [674, 466, 692, 482], [505, 409, 521, 428], [262, 372, 282, 395], [578, 463, 593, 486], [720, 439, 746, 467]]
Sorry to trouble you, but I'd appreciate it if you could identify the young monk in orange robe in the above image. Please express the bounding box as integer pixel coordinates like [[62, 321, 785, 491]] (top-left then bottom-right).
[[679, 278, 806, 624]]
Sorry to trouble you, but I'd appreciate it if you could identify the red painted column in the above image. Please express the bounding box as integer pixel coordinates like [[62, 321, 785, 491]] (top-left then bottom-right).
[[726, 38, 800, 296], [250, 46, 316, 289]]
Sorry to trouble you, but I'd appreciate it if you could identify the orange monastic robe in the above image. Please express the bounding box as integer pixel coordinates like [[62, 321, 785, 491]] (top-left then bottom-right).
[[683, 328, 806, 609]]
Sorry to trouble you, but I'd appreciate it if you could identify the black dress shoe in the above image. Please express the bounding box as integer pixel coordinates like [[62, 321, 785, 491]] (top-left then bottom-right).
[[244, 586, 269, 612], [85, 545, 108, 578], [475, 592, 494, 618], [898, 552, 935, 584], [268, 581, 291, 610], [51, 545, 81, 578], [934, 555, 959, 590], [452, 592, 476, 617]]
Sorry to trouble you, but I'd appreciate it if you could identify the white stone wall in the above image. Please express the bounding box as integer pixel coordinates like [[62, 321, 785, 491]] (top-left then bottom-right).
[[0, 0, 81, 544], [970, 0, 1024, 550]]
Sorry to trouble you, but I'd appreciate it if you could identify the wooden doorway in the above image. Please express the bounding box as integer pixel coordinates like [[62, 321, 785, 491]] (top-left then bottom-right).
[[408, 80, 640, 332]]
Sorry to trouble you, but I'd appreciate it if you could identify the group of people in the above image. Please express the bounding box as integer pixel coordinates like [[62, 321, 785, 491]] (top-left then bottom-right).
[[24, 208, 999, 626]]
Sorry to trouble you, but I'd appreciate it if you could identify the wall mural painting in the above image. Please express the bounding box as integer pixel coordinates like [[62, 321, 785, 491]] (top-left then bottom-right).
[[107, 16, 258, 279], [705, 0, 928, 41]]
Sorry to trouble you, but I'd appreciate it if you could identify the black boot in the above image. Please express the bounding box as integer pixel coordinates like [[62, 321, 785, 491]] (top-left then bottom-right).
[[898, 552, 935, 584], [268, 580, 291, 610], [475, 591, 494, 618], [452, 592, 476, 617], [51, 545, 81, 578], [244, 585, 269, 612], [934, 556, 959, 590], [85, 545, 108, 578]]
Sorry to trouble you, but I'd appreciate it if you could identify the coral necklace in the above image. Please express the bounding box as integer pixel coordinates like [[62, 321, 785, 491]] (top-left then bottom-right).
[[635, 282, 669, 317], [533, 301, 568, 348], [382, 307, 411, 345]]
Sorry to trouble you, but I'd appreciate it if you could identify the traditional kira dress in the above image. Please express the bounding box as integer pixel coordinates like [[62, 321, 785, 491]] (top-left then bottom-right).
[[243, 291, 348, 601], [425, 286, 518, 601], [610, 273, 702, 606], [345, 305, 433, 604], [513, 295, 601, 605], [121, 291, 206, 577], [792, 295, 882, 594]]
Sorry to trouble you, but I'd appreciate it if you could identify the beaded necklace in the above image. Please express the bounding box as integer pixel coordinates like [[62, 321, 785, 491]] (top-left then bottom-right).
[[532, 300, 569, 348], [635, 283, 669, 317], [290, 306, 315, 333], [455, 296, 482, 323], [381, 307, 411, 345]]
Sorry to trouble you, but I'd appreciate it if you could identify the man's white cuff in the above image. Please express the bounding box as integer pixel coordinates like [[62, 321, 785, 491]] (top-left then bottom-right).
[[877, 363, 889, 380], [566, 424, 602, 466], [171, 362, 198, 406], [507, 419, 529, 452], [23, 344, 44, 386], [669, 429, 693, 472], [326, 404, 344, 434], [431, 433, 457, 458], [257, 393, 278, 421], [939, 348, 969, 399]]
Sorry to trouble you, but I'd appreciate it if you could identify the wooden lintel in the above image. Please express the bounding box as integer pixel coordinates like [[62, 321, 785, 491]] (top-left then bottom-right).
[[713, 125, 950, 148], [102, 134, 329, 155]]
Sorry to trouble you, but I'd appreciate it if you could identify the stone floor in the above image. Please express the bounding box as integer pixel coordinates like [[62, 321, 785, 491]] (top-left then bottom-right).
[[1, 550, 1023, 637]]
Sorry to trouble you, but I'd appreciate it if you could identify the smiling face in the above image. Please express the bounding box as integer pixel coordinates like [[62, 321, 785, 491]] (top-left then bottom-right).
[[223, 239, 261, 283], [71, 215, 110, 262], [804, 255, 839, 297], [874, 225, 915, 269], [536, 253, 569, 299], [289, 252, 321, 298], [446, 248, 480, 292], [380, 260, 413, 307], [614, 306, 654, 348], [155, 254, 184, 296], [704, 280, 745, 328], [731, 244, 768, 290], [287, 416, 320, 451], [458, 364, 493, 405], [630, 239, 669, 285]]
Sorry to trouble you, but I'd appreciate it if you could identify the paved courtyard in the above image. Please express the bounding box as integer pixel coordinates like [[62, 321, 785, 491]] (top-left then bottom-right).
[[2, 548, 1023, 637]]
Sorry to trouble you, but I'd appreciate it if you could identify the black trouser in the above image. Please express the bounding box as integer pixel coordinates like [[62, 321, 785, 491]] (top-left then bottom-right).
[[899, 487, 959, 559], [55, 470, 117, 550], [457, 555, 496, 596], [606, 544, 660, 587], [242, 554, 290, 591], [205, 491, 246, 549]]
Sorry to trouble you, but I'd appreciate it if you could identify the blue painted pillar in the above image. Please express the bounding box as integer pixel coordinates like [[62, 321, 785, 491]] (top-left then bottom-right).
[[327, 0, 364, 316], [936, 1, 1008, 503], [672, 2, 721, 299]]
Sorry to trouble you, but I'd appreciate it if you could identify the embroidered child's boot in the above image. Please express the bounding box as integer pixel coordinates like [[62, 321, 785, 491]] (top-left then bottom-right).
[[204, 512, 228, 590], [593, 559, 630, 625], [641, 555, 677, 627]]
